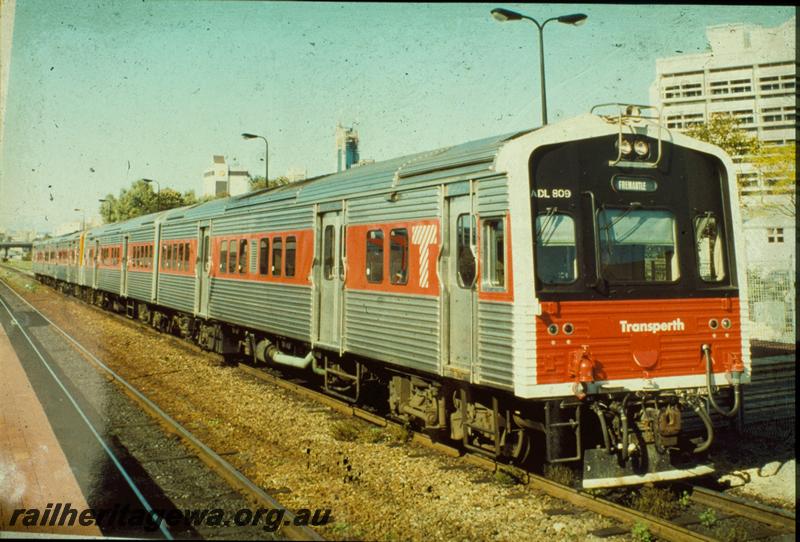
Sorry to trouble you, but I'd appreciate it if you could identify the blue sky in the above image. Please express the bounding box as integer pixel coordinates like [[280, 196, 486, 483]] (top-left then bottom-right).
[[0, 2, 795, 232]]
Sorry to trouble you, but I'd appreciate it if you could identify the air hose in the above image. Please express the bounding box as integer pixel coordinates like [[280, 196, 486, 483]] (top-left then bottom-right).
[[702, 344, 741, 418]]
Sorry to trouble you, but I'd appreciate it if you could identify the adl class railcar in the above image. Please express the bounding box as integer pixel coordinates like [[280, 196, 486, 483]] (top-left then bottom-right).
[[33, 104, 749, 488]]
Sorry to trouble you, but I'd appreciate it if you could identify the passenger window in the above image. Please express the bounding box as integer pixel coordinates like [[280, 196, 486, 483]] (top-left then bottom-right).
[[366, 230, 384, 283], [323, 226, 334, 279], [456, 214, 476, 288], [239, 239, 248, 273], [389, 228, 408, 285], [694, 214, 725, 282], [184, 242, 190, 271], [285, 236, 296, 277], [177, 243, 184, 271], [483, 218, 505, 289], [272, 237, 282, 276], [219, 241, 228, 273], [259, 238, 269, 275], [536, 213, 577, 284], [228, 240, 237, 274]]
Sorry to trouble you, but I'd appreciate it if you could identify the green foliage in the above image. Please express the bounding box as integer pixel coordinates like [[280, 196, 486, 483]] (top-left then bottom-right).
[[249, 175, 291, 191], [631, 522, 653, 542], [699, 508, 718, 528], [99, 179, 199, 223], [684, 113, 762, 159]]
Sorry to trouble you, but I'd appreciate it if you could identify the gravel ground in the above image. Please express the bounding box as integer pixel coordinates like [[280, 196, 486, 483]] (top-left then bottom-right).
[[3, 269, 795, 540], [711, 427, 796, 510]]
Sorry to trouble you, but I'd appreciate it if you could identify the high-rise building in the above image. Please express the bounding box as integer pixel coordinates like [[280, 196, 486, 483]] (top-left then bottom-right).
[[336, 124, 360, 172], [649, 17, 796, 194]]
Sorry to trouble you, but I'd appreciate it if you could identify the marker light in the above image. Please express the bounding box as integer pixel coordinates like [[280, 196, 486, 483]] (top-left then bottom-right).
[[562, 323, 575, 335], [721, 318, 732, 329], [548, 324, 559, 335], [634, 140, 650, 157], [709, 319, 719, 330]]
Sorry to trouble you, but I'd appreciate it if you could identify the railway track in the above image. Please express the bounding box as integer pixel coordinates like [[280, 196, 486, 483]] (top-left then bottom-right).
[[4, 264, 796, 542], [0, 271, 323, 542], [240, 364, 795, 542]]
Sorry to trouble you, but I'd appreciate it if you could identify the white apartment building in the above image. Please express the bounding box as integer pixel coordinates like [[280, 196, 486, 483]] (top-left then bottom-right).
[[202, 155, 252, 198], [650, 17, 796, 194]]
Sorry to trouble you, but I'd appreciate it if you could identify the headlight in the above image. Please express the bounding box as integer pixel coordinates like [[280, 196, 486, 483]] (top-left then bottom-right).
[[617, 138, 632, 156], [634, 140, 649, 157]]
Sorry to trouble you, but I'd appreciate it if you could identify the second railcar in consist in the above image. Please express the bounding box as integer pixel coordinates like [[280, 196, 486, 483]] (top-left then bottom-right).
[[33, 105, 750, 488]]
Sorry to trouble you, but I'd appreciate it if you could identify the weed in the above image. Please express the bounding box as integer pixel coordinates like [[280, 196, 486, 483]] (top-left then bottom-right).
[[494, 468, 523, 486], [331, 419, 363, 442], [544, 464, 576, 486], [631, 522, 653, 542], [632, 486, 681, 519], [365, 427, 386, 443], [384, 422, 412, 443], [714, 524, 750, 542], [678, 489, 691, 509], [699, 508, 718, 528]]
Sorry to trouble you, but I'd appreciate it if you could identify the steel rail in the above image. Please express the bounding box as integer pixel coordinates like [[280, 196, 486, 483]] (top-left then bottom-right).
[[0, 277, 324, 542], [686, 484, 796, 533]]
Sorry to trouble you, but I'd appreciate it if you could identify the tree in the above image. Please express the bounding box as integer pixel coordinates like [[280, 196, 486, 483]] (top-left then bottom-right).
[[751, 142, 796, 217], [249, 175, 290, 191], [684, 113, 761, 161], [685, 114, 795, 217], [99, 179, 199, 223]]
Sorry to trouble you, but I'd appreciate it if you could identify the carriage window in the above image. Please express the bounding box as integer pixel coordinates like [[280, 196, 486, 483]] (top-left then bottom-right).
[[178, 243, 185, 270], [323, 226, 334, 279], [259, 238, 269, 275], [456, 214, 476, 288], [536, 213, 577, 284], [285, 236, 296, 277], [238, 239, 248, 274], [219, 241, 227, 273], [695, 214, 725, 282], [389, 229, 408, 285], [228, 240, 237, 274], [366, 229, 384, 283], [184, 242, 190, 271], [599, 208, 679, 282], [483, 219, 505, 288], [272, 237, 282, 276]]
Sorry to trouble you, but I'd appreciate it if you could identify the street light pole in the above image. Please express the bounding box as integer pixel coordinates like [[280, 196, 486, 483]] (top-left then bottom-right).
[[74, 208, 85, 230], [491, 8, 587, 126], [241, 133, 269, 184], [142, 178, 161, 211]]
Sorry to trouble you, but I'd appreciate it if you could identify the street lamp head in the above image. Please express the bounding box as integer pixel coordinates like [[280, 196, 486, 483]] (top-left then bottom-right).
[[98, 199, 107, 203], [491, 8, 523, 22], [241, 133, 259, 140], [142, 178, 154, 183], [557, 13, 588, 26]]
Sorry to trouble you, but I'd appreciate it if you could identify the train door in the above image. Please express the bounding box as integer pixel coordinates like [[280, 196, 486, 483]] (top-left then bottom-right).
[[446, 195, 476, 377], [196, 225, 212, 316], [317, 211, 343, 347], [121, 236, 129, 296]]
